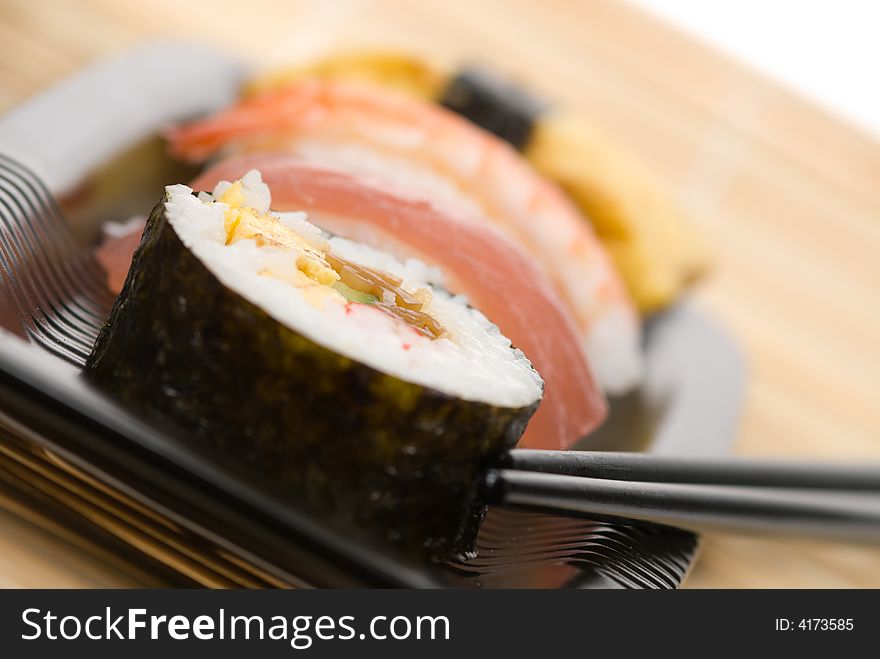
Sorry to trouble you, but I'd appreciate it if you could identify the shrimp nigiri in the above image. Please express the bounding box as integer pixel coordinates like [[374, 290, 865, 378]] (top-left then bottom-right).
[[167, 80, 642, 394]]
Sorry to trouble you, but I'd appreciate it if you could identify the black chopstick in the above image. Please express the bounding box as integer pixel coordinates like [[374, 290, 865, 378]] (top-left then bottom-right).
[[498, 449, 880, 492], [483, 469, 880, 542]]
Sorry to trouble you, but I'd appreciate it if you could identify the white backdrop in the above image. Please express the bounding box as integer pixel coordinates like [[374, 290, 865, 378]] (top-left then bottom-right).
[[630, 0, 880, 138]]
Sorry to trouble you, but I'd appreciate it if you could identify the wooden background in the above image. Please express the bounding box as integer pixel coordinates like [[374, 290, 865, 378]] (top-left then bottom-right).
[[0, 0, 878, 588]]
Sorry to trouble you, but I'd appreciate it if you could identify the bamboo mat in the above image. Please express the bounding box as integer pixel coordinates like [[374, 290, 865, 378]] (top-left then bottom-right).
[[0, 0, 878, 588]]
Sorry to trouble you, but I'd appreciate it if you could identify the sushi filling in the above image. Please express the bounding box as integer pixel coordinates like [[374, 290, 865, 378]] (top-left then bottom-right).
[[215, 177, 445, 339]]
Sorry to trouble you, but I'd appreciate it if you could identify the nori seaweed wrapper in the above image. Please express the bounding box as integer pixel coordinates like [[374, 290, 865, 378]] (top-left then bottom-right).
[[85, 192, 539, 560], [441, 67, 546, 151]]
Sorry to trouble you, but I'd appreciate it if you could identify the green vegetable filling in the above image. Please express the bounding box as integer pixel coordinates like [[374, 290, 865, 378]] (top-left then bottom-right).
[[333, 281, 379, 305]]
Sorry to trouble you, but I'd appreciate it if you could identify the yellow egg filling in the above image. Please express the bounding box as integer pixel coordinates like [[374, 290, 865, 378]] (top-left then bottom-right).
[[216, 179, 445, 339]]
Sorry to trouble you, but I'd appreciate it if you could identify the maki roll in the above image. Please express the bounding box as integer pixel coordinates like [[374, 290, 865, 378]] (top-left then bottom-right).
[[86, 170, 543, 559]]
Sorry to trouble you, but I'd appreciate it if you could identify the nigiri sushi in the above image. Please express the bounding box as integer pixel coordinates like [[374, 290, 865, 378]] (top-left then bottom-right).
[[86, 170, 544, 559], [246, 51, 709, 313], [167, 79, 643, 395]]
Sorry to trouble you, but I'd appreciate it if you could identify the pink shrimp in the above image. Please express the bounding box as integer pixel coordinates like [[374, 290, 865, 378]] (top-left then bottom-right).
[[168, 80, 642, 394]]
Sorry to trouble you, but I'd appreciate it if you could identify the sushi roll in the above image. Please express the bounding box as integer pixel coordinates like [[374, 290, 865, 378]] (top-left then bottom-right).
[[86, 170, 543, 559]]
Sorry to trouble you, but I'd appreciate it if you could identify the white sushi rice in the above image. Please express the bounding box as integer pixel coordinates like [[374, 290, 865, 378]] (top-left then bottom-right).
[[163, 173, 543, 409]]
